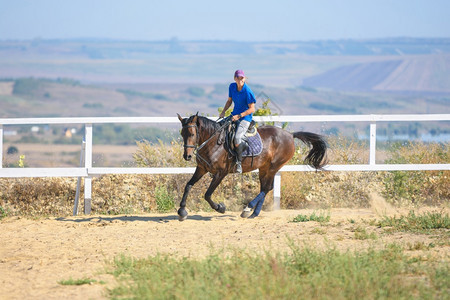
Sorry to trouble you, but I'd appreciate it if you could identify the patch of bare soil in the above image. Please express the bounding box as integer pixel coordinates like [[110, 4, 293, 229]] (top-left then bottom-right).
[[1, 207, 448, 300]]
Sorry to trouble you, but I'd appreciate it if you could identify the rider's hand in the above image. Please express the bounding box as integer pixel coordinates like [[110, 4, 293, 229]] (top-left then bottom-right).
[[231, 114, 240, 122], [219, 111, 225, 119]]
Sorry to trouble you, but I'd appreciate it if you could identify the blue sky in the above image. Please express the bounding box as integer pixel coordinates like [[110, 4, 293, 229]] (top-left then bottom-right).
[[1, 0, 449, 41]]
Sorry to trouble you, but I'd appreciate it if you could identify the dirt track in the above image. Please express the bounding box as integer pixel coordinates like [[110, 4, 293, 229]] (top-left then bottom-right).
[[0, 207, 448, 300]]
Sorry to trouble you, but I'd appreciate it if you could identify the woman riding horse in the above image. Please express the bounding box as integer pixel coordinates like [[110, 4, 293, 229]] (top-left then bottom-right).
[[177, 112, 327, 221], [219, 69, 256, 173]]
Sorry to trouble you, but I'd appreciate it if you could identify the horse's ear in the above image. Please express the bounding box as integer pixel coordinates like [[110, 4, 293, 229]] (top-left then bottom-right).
[[177, 113, 183, 122], [192, 112, 199, 124]]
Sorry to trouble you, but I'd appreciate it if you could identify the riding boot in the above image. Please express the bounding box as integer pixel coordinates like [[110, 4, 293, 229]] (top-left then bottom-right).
[[235, 142, 248, 173]]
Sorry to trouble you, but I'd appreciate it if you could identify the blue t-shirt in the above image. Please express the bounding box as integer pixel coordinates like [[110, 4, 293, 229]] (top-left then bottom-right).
[[228, 82, 256, 122]]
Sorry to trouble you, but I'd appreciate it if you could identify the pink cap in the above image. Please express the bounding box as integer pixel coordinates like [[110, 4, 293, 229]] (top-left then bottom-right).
[[234, 69, 245, 78]]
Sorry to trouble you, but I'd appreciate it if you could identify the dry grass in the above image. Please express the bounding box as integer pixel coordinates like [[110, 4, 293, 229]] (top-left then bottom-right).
[[0, 138, 448, 218]]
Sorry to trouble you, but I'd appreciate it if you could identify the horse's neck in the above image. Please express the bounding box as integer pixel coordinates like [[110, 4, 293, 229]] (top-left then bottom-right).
[[198, 121, 222, 149], [198, 127, 214, 144], [198, 119, 214, 143]]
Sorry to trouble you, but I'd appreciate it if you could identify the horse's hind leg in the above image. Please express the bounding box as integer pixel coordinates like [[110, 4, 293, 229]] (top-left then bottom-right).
[[242, 169, 276, 218], [204, 172, 227, 214], [179, 167, 207, 221], [241, 191, 265, 218]]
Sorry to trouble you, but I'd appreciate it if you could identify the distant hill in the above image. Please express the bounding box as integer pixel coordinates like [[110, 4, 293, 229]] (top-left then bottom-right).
[[1, 76, 448, 118], [302, 55, 450, 93], [1, 77, 448, 140], [1, 37, 449, 57], [1, 38, 450, 93]]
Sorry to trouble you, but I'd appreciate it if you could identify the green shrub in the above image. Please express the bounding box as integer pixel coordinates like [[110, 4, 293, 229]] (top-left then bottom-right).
[[154, 184, 175, 213], [7, 146, 18, 155], [12, 78, 43, 95], [382, 142, 449, 205]]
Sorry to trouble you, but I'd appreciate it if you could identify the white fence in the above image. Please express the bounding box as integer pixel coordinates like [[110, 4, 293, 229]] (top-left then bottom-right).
[[1, 114, 449, 215]]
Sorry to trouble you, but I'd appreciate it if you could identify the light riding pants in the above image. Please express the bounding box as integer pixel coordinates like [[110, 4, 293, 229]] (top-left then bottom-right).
[[235, 120, 250, 145]]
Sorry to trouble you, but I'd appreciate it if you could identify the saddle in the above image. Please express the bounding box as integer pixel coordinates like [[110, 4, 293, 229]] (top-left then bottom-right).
[[218, 120, 263, 158]]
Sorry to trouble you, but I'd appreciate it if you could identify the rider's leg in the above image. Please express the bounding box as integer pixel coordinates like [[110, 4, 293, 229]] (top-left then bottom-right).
[[234, 120, 250, 173]]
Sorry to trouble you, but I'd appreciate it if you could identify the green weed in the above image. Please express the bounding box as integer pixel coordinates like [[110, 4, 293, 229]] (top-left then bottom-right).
[[58, 278, 98, 286], [292, 211, 330, 223], [353, 226, 378, 240], [106, 244, 444, 299], [0, 206, 7, 219], [310, 227, 327, 235], [378, 210, 450, 233]]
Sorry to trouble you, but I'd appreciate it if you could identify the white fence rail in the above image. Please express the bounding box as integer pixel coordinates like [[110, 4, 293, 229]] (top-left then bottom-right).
[[1, 114, 449, 214]]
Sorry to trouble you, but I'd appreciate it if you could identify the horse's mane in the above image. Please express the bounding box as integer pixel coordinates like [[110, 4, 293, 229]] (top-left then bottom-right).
[[189, 115, 221, 134]]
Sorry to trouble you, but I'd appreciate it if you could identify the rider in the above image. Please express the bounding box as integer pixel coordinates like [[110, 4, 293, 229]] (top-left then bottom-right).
[[219, 69, 256, 173]]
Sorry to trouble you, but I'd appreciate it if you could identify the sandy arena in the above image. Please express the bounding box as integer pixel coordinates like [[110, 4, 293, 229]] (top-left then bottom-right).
[[1, 206, 448, 300]]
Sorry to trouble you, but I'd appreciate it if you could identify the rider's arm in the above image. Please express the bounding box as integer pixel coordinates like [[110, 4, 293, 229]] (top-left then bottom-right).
[[220, 97, 233, 118], [232, 102, 255, 121], [239, 102, 255, 118]]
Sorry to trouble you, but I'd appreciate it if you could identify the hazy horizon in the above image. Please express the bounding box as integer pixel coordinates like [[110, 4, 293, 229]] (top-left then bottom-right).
[[1, 0, 449, 42], [2, 36, 450, 43]]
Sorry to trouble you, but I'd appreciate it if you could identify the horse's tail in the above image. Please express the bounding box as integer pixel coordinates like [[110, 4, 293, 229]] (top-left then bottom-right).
[[293, 132, 328, 170]]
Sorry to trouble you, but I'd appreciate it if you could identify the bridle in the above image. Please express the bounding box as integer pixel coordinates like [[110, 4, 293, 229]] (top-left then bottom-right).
[[182, 122, 211, 166], [182, 124, 199, 150], [181, 117, 232, 167]]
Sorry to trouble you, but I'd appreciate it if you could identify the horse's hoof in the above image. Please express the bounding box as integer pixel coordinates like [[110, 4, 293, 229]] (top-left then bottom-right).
[[178, 208, 188, 221], [216, 203, 226, 214], [240, 206, 253, 218], [248, 212, 259, 219]]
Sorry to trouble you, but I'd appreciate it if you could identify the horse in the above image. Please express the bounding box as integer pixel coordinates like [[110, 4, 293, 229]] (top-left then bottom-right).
[[177, 113, 327, 221]]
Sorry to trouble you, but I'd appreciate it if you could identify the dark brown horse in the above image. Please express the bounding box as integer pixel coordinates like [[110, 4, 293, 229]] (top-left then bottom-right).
[[177, 113, 327, 221]]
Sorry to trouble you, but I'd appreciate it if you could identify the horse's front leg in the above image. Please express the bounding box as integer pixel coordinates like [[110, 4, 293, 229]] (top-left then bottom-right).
[[204, 172, 227, 214], [179, 167, 207, 221]]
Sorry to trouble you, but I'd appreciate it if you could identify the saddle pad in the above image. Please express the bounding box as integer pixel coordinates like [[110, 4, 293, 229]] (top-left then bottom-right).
[[243, 132, 263, 157]]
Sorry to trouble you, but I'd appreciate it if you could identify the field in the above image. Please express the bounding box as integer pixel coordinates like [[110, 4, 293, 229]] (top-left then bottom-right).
[[1, 138, 449, 299], [0, 206, 448, 299], [1, 38, 449, 298], [2, 38, 450, 92]]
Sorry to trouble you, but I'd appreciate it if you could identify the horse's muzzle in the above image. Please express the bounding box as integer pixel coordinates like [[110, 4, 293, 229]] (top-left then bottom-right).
[[183, 153, 192, 161]]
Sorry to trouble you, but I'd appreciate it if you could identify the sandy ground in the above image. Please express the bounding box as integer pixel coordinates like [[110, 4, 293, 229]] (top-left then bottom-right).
[[1, 206, 448, 300]]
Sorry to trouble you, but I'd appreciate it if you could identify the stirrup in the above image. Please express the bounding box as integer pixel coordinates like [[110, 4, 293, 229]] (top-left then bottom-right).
[[240, 206, 252, 218], [236, 162, 242, 173]]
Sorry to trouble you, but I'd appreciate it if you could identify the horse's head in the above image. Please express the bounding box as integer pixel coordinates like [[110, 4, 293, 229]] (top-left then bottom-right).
[[177, 112, 199, 161]]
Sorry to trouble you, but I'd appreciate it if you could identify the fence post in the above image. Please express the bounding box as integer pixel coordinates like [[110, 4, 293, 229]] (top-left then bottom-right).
[[73, 139, 86, 216], [0, 125, 3, 168], [369, 122, 377, 165], [273, 172, 281, 210], [84, 124, 93, 214]]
